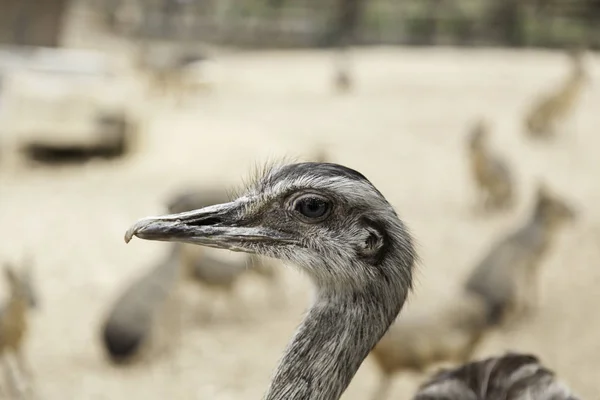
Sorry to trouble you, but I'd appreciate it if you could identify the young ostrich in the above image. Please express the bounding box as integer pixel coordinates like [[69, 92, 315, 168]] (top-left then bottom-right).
[[124, 162, 577, 399]]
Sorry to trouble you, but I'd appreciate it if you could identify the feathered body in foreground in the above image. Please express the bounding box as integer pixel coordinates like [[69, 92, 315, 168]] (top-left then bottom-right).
[[415, 353, 579, 400], [124, 162, 577, 400]]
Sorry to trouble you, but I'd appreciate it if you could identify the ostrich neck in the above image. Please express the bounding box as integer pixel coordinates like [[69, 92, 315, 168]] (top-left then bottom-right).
[[264, 281, 405, 400]]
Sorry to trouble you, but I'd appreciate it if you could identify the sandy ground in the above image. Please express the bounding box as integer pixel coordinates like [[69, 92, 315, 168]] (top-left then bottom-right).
[[1, 29, 600, 400]]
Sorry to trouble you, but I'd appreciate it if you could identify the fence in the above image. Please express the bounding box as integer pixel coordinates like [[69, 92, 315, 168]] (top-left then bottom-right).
[[90, 0, 600, 49], [0, 0, 69, 47]]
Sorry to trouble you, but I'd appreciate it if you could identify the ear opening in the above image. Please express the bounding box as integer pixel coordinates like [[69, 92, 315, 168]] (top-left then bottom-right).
[[359, 218, 389, 265]]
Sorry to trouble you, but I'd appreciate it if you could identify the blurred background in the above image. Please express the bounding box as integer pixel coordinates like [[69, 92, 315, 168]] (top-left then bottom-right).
[[0, 0, 599, 399]]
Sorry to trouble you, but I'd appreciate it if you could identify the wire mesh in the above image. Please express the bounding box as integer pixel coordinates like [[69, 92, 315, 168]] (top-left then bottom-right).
[[2, 0, 599, 49]]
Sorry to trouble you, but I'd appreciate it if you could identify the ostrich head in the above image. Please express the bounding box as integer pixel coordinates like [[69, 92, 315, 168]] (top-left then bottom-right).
[[125, 162, 416, 399], [127, 162, 415, 292]]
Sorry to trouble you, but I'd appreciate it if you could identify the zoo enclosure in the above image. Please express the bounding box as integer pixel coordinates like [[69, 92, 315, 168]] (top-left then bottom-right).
[[95, 0, 600, 49]]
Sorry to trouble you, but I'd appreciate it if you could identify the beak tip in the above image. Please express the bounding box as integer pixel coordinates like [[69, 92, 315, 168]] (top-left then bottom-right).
[[124, 229, 135, 243], [124, 221, 145, 244], [124, 216, 163, 244]]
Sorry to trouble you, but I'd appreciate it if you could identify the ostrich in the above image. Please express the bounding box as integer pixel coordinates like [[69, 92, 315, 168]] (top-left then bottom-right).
[[124, 162, 578, 399]]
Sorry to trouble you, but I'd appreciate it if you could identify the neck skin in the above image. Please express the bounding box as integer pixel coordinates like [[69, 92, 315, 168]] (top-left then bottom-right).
[[264, 277, 406, 400]]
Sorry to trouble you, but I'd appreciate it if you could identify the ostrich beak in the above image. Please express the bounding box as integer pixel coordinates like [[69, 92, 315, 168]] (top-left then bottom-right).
[[124, 198, 295, 251]]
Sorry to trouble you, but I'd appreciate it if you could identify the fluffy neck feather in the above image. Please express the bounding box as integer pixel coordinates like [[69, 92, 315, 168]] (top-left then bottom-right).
[[264, 224, 414, 400], [265, 285, 406, 400]]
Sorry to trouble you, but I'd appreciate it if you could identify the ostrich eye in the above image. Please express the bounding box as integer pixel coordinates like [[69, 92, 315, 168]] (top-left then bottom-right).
[[293, 196, 331, 221]]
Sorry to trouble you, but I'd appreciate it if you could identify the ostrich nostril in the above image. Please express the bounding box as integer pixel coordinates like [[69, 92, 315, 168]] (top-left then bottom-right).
[[187, 216, 223, 227]]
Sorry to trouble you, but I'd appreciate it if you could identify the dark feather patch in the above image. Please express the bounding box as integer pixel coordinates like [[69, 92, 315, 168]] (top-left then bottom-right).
[[415, 352, 577, 400]]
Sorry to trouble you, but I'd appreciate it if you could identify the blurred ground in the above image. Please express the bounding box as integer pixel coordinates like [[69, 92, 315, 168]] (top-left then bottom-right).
[[1, 45, 599, 399]]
